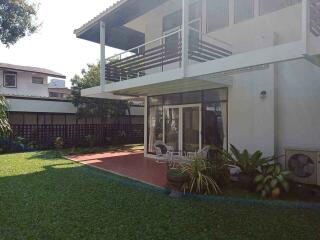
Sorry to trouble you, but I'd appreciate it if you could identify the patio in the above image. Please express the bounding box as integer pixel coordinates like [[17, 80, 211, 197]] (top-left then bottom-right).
[[69, 150, 168, 188]]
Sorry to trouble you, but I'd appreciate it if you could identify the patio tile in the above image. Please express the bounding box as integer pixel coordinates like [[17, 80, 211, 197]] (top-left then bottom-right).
[[69, 151, 168, 188]]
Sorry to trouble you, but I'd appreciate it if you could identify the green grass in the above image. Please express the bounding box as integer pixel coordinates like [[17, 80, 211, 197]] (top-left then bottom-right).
[[61, 143, 144, 155], [0, 151, 320, 240]]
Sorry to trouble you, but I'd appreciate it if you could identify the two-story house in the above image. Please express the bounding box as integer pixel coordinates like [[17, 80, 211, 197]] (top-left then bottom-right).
[[0, 63, 66, 97], [75, 0, 320, 183]]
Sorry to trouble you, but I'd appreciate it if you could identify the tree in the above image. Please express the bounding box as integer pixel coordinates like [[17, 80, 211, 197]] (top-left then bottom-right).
[[0, 0, 40, 47], [0, 95, 11, 137], [70, 63, 131, 123]]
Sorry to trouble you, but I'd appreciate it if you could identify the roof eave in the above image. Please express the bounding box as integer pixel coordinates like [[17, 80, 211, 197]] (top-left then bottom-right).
[[74, 0, 128, 37]]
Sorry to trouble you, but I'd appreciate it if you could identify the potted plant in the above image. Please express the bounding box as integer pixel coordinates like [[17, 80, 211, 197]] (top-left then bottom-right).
[[254, 164, 291, 198], [166, 168, 189, 198]]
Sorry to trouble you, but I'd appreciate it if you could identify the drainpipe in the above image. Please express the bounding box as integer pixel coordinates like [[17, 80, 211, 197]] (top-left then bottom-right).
[[100, 21, 106, 91], [181, 0, 189, 77]]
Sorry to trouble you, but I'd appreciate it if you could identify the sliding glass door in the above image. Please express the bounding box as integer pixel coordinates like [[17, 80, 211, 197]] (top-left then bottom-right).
[[163, 104, 201, 154], [183, 106, 201, 152], [164, 107, 180, 151]]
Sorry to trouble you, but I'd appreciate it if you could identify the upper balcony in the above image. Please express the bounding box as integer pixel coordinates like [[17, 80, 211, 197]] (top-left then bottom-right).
[[75, 0, 320, 99]]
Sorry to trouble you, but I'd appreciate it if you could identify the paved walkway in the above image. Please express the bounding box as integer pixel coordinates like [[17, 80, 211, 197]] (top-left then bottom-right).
[[69, 151, 168, 188]]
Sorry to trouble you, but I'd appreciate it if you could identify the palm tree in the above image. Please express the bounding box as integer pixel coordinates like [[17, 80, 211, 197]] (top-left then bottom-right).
[[0, 95, 11, 137]]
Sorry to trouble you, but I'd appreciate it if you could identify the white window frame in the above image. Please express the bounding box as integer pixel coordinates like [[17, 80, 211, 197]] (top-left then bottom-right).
[[3, 72, 17, 88], [163, 103, 202, 154]]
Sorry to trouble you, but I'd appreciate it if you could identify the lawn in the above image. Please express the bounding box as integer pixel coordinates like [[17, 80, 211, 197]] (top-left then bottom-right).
[[0, 150, 319, 240]]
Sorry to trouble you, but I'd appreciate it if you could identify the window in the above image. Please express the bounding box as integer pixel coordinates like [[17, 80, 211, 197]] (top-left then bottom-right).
[[259, 0, 301, 16], [147, 106, 163, 153], [32, 77, 44, 84], [49, 92, 63, 98], [206, 0, 229, 33], [3, 72, 17, 88], [235, 0, 254, 23], [163, 1, 202, 55]]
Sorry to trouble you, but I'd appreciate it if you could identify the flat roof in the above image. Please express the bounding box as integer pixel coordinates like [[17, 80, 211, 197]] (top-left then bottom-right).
[[0, 63, 66, 79]]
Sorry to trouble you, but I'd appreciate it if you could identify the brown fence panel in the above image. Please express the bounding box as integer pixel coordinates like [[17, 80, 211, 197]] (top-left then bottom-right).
[[9, 124, 144, 149]]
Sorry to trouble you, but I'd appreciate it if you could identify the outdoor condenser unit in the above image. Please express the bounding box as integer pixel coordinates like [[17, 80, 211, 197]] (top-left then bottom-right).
[[285, 149, 320, 186]]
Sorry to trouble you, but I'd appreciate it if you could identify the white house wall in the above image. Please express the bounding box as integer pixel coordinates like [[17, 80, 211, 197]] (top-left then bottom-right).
[[0, 70, 49, 97], [228, 58, 320, 158], [277, 59, 320, 155], [228, 66, 275, 156], [6, 98, 77, 114], [125, 1, 302, 57]]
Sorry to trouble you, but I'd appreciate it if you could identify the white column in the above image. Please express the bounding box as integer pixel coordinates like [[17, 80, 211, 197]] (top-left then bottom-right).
[[144, 96, 148, 157], [100, 21, 106, 91], [254, 0, 260, 17], [181, 0, 189, 76], [229, 0, 235, 26], [302, 0, 310, 55]]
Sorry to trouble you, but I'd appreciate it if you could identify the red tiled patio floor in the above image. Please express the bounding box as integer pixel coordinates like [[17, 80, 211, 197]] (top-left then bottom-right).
[[69, 151, 168, 188]]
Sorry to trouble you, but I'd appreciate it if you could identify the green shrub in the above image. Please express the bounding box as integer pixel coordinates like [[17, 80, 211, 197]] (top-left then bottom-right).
[[254, 164, 290, 198], [181, 155, 221, 195]]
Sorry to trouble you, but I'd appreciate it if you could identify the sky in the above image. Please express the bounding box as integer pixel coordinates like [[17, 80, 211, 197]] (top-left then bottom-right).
[[0, 0, 120, 87]]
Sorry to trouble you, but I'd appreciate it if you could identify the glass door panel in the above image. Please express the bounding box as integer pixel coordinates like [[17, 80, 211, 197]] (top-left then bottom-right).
[[183, 106, 200, 152], [164, 107, 179, 151]]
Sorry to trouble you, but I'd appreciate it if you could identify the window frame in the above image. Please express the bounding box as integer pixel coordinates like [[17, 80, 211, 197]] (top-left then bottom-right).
[[206, 0, 230, 33], [234, 0, 255, 24], [32, 76, 44, 85], [3, 71, 17, 88]]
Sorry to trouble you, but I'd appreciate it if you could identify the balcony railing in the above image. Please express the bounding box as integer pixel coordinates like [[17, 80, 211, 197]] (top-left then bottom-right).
[[105, 29, 233, 83]]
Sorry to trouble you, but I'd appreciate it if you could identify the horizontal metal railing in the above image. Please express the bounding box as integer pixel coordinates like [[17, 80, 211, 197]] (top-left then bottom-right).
[[105, 28, 233, 83], [105, 29, 182, 82]]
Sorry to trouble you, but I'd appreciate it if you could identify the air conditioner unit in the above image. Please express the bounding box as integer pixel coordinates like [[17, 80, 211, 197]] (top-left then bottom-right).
[[285, 149, 320, 186]]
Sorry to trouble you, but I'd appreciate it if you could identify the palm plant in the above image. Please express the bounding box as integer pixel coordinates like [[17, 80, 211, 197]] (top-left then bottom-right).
[[181, 155, 221, 195], [0, 96, 11, 137], [224, 144, 274, 177]]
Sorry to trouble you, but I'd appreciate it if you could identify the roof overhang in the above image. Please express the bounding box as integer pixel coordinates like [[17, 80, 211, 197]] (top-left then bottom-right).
[[74, 0, 168, 50], [0, 63, 66, 79]]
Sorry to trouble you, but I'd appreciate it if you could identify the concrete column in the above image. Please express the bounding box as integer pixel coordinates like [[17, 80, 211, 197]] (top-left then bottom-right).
[[254, 0, 260, 17], [302, 0, 310, 54], [100, 21, 106, 91], [229, 0, 235, 26], [181, 0, 189, 76]]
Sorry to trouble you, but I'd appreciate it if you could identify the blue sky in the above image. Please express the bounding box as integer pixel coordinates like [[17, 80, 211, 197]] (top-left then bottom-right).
[[0, 0, 120, 86]]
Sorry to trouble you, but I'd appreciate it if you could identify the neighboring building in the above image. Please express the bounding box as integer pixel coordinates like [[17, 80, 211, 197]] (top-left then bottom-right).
[[0, 63, 143, 125], [74, 0, 320, 167], [48, 79, 72, 99], [0, 63, 66, 97]]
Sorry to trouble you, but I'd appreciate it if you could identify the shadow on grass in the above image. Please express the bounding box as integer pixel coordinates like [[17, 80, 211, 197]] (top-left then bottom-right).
[[62, 144, 144, 156], [26, 144, 144, 161]]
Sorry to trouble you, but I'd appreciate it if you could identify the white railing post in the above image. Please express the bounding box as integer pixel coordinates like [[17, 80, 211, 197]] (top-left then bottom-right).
[[181, 0, 189, 76], [100, 21, 106, 91]]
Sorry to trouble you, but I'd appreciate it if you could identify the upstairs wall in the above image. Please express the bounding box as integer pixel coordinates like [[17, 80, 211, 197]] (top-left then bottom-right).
[[0, 70, 49, 97]]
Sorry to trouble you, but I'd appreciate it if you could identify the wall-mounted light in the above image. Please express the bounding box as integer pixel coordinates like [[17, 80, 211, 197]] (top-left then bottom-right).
[[260, 90, 267, 99]]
